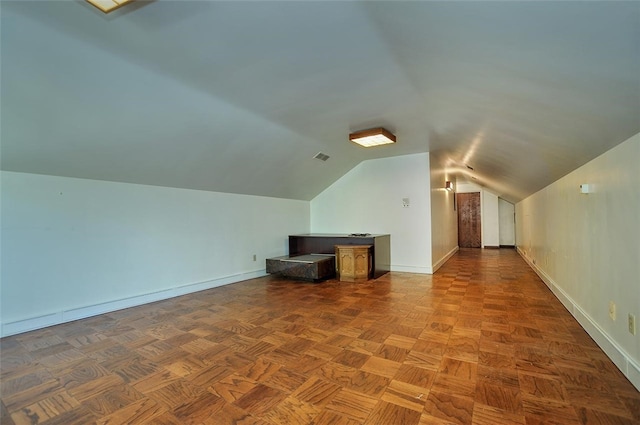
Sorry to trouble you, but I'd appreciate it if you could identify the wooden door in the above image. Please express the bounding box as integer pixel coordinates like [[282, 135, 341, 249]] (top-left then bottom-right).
[[353, 248, 371, 281], [457, 192, 481, 248], [335, 245, 372, 282], [339, 250, 354, 279]]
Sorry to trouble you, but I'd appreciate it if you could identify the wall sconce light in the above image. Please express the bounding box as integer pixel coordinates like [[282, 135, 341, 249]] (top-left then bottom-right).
[[349, 127, 396, 147], [445, 181, 454, 192], [86, 0, 134, 13]]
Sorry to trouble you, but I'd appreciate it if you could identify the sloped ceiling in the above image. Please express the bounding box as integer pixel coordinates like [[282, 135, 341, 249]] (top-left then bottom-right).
[[1, 1, 639, 203]]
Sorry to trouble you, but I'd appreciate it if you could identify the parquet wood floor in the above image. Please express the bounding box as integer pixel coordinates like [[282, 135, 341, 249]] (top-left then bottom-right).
[[1, 248, 639, 424]]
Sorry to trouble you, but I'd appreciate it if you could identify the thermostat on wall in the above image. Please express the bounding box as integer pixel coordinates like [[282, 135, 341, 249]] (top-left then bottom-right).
[[580, 184, 590, 194]]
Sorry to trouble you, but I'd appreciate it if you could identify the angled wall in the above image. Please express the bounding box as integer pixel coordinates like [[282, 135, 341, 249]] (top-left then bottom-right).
[[429, 151, 458, 271], [0, 171, 309, 336], [516, 132, 640, 390]]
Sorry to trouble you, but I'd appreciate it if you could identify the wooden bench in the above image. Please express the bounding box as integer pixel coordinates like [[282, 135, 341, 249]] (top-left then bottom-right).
[[266, 254, 336, 282]]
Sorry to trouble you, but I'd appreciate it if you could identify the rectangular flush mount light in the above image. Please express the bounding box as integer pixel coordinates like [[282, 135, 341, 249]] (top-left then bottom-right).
[[86, 0, 134, 13], [349, 127, 396, 147]]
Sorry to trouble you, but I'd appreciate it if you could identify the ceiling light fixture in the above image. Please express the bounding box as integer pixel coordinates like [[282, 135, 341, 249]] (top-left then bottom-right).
[[349, 127, 396, 148], [86, 0, 134, 13]]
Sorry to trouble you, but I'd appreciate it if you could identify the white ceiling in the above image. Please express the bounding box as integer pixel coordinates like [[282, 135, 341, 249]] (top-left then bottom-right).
[[2, 1, 639, 203]]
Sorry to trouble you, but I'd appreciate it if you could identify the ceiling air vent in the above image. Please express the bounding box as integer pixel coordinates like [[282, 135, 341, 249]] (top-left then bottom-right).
[[314, 152, 330, 162]]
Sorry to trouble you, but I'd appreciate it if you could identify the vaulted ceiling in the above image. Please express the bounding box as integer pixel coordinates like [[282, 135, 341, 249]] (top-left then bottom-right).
[[2, 1, 639, 203]]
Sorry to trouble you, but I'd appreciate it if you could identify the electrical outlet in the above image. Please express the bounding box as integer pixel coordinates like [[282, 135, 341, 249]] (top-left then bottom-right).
[[402, 198, 410, 208], [252, 254, 257, 262], [609, 301, 616, 321], [629, 314, 636, 335]]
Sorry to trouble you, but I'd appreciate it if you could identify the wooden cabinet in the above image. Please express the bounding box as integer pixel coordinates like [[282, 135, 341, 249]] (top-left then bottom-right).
[[335, 245, 372, 282]]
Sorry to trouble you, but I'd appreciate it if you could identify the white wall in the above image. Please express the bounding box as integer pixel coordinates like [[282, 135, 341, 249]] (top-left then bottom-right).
[[0, 171, 309, 336], [429, 151, 458, 271], [516, 132, 640, 390], [311, 153, 432, 273], [499, 198, 515, 246], [456, 181, 482, 194]]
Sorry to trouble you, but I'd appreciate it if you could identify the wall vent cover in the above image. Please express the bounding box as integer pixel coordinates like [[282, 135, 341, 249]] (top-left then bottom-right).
[[314, 152, 330, 161]]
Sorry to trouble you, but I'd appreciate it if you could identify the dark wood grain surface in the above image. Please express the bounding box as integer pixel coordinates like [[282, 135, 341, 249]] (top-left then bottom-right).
[[457, 193, 482, 248]]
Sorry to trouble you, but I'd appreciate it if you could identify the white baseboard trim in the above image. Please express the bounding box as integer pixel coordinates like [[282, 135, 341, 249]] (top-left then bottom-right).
[[390, 265, 433, 274], [432, 246, 459, 273], [516, 247, 640, 391], [1, 269, 268, 338]]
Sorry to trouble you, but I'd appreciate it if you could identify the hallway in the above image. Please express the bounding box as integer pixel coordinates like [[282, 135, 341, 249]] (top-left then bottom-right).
[[1, 249, 639, 424]]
